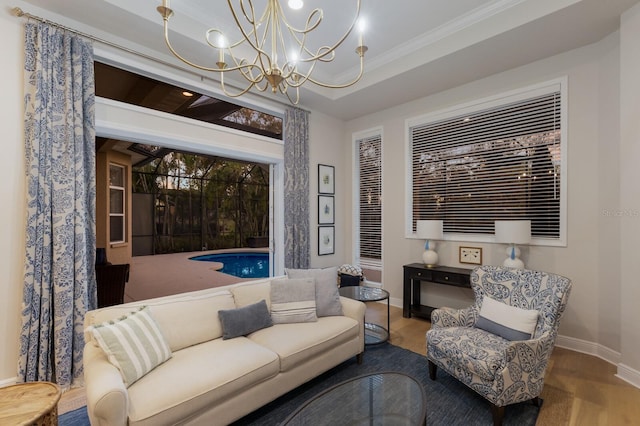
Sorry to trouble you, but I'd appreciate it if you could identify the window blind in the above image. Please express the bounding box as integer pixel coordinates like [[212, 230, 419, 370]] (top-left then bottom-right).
[[410, 90, 562, 238], [357, 134, 382, 264]]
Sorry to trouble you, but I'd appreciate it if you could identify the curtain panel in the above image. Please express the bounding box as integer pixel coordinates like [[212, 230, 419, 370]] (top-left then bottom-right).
[[18, 22, 97, 389], [283, 107, 310, 269]]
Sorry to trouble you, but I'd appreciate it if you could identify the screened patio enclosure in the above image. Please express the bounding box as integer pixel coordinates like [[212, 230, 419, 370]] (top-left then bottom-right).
[[128, 145, 270, 256]]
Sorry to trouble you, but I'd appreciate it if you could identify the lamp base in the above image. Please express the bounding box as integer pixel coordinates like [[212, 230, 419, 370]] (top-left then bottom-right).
[[502, 257, 525, 269], [422, 249, 438, 267]]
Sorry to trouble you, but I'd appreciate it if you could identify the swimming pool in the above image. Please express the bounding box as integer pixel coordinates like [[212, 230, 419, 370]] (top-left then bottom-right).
[[189, 252, 270, 278]]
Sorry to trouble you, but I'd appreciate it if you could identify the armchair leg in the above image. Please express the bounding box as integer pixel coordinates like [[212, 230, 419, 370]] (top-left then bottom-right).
[[356, 352, 363, 365], [428, 360, 437, 380], [532, 397, 541, 407], [490, 404, 504, 426]]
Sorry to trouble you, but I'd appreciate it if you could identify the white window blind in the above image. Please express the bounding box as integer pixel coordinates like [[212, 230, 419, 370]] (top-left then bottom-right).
[[357, 134, 382, 266], [410, 87, 562, 239]]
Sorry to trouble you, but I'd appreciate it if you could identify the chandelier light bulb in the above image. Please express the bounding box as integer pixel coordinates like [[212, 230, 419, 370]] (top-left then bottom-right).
[[288, 0, 303, 10]]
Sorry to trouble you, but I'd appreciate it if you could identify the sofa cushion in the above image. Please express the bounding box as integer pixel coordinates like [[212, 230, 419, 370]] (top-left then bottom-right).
[[85, 290, 236, 352], [249, 316, 359, 372], [126, 337, 280, 424], [87, 306, 172, 387], [230, 280, 272, 310], [218, 300, 273, 339], [270, 278, 317, 324], [475, 295, 539, 341], [427, 326, 509, 380], [286, 267, 343, 317]]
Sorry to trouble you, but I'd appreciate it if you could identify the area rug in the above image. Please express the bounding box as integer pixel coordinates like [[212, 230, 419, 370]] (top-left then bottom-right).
[[59, 343, 540, 425]]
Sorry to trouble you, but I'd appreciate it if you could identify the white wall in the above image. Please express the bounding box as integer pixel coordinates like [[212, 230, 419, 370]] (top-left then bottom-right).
[[619, 3, 640, 384], [308, 111, 347, 268], [344, 32, 626, 364], [0, 5, 27, 385]]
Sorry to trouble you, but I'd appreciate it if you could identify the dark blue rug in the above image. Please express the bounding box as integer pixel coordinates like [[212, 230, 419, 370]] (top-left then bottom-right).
[[60, 343, 540, 426]]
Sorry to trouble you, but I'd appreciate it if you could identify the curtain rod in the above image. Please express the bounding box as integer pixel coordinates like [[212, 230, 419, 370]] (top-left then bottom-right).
[[11, 7, 310, 114]]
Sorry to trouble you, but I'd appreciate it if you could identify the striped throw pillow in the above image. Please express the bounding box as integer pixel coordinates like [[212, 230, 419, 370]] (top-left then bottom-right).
[[270, 278, 317, 324], [88, 306, 172, 387]]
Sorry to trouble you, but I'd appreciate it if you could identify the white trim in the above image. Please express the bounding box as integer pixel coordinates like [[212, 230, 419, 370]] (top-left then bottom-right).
[[404, 77, 568, 247], [352, 127, 384, 268], [555, 335, 621, 365], [617, 364, 640, 389], [0, 377, 17, 388]]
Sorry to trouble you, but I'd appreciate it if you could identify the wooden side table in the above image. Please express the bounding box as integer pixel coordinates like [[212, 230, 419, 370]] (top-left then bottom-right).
[[0, 382, 62, 425]]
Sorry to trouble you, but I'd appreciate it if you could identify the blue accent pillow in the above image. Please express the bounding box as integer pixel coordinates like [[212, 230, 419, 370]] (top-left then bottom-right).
[[218, 299, 273, 339]]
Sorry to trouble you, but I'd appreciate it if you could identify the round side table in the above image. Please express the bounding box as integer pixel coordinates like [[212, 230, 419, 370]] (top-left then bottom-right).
[[339, 285, 390, 345], [0, 381, 62, 425]]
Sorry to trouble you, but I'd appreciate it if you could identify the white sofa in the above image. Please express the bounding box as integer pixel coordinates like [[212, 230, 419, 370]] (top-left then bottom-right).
[[83, 276, 366, 425]]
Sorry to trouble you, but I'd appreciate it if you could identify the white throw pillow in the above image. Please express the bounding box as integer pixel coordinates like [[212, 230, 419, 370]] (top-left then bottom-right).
[[87, 306, 172, 387], [475, 296, 539, 341]]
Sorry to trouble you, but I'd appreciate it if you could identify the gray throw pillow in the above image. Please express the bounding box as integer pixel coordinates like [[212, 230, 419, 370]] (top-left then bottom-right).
[[218, 299, 273, 340], [270, 278, 317, 324], [285, 267, 343, 317]]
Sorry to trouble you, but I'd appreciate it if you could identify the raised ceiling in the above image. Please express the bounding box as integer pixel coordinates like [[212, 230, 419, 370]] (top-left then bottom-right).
[[20, 0, 640, 120]]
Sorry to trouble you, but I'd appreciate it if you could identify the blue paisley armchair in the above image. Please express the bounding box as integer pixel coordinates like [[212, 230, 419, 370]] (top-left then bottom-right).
[[426, 266, 571, 426]]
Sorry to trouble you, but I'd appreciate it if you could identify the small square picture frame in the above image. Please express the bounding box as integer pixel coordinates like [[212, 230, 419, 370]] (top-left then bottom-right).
[[318, 164, 335, 194], [318, 195, 335, 224], [318, 226, 335, 256]]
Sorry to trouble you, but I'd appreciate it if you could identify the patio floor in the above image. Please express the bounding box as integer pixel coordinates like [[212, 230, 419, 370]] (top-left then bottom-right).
[[124, 249, 268, 302]]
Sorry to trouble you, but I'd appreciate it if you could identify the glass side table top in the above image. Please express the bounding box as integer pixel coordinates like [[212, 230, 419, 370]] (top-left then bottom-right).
[[282, 372, 427, 426], [339, 285, 389, 302]]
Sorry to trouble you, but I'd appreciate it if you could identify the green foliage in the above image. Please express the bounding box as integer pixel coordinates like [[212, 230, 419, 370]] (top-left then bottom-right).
[[133, 152, 269, 254]]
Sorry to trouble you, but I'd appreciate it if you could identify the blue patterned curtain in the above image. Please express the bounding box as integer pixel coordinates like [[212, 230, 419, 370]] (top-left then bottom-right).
[[18, 22, 96, 389], [283, 107, 310, 268]]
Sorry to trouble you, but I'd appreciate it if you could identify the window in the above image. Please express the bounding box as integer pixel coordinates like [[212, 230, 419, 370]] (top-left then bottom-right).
[[408, 80, 566, 243], [355, 131, 382, 279], [109, 163, 126, 244]]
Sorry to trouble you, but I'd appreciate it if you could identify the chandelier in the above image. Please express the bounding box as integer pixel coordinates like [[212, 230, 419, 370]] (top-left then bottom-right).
[[157, 0, 367, 104]]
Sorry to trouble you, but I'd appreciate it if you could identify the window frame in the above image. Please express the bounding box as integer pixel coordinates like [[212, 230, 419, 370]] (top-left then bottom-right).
[[405, 78, 568, 247], [109, 162, 126, 245], [352, 127, 383, 283]]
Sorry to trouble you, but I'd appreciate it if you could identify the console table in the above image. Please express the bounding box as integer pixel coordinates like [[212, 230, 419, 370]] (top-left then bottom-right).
[[403, 263, 472, 319]]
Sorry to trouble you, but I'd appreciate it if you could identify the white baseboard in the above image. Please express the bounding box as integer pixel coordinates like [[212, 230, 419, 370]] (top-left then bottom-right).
[[616, 363, 640, 389], [555, 334, 621, 365], [0, 377, 17, 388]]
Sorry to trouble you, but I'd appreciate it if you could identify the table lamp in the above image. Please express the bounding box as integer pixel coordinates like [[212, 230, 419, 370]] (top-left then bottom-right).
[[416, 220, 443, 267], [495, 220, 531, 269]]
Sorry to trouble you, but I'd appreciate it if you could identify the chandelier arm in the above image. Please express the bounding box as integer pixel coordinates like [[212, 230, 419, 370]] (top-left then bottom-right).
[[219, 72, 257, 98], [227, 0, 273, 71], [298, 0, 362, 63], [302, 55, 365, 89]]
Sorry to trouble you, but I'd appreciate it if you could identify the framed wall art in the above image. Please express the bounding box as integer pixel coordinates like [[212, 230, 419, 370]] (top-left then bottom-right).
[[318, 226, 335, 255], [459, 246, 483, 265], [318, 164, 335, 194], [318, 195, 335, 224]]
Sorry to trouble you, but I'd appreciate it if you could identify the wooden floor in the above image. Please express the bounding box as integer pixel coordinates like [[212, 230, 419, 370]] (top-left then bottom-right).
[[366, 303, 640, 425]]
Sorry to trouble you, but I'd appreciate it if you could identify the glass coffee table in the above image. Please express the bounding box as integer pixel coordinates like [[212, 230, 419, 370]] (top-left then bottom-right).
[[282, 372, 427, 425], [339, 286, 390, 345]]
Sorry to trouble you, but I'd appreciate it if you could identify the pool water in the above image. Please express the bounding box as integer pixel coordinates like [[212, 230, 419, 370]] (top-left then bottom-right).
[[190, 252, 270, 278]]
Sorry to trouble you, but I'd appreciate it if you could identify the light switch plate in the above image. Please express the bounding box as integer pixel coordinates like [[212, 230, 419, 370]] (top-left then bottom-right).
[[459, 246, 482, 265]]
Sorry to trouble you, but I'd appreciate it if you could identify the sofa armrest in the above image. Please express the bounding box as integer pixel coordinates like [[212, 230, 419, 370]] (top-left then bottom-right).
[[84, 343, 129, 426], [431, 306, 477, 328], [339, 296, 366, 351]]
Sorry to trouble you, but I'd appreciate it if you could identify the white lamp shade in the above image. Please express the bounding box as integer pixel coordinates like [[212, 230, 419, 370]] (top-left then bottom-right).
[[416, 220, 443, 240], [495, 220, 531, 244]]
